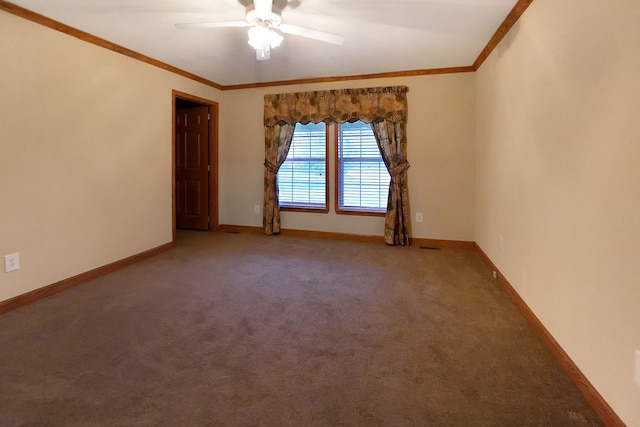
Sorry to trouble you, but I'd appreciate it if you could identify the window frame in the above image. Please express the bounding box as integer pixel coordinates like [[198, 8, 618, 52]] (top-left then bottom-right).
[[279, 122, 330, 214], [334, 122, 389, 217]]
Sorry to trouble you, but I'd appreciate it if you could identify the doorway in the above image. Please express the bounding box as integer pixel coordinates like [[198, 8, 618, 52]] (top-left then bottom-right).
[[172, 91, 219, 237]]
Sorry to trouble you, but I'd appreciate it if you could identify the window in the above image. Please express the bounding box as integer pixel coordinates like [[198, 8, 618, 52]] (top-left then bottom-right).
[[277, 121, 390, 215], [278, 122, 328, 211], [337, 121, 390, 214]]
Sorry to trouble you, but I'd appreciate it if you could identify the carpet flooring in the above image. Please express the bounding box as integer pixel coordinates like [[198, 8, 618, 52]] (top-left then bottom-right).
[[0, 230, 603, 426]]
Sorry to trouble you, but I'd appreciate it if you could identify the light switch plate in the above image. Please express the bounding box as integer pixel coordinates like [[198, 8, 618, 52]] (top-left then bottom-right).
[[4, 253, 20, 273]]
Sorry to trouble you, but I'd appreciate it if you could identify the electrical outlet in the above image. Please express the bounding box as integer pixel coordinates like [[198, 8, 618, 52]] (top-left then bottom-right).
[[492, 271, 498, 279], [635, 350, 640, 387], [254, 204, 260, 214], [416, 212, 423, 223], [4, 253, 20, 273]]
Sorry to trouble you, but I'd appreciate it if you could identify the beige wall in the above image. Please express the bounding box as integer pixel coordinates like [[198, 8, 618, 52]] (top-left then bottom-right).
[[0, 10, 222, 301], [220, 75, 476, 240], [475, 0, 640, 424]]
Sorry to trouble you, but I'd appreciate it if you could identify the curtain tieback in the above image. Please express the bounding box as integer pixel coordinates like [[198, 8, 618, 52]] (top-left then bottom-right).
[[264, 159, 279, 174], [389, 161, 410, 178]]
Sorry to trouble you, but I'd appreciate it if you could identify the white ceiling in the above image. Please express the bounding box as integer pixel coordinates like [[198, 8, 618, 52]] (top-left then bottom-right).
[[9, 0, 519, 87]]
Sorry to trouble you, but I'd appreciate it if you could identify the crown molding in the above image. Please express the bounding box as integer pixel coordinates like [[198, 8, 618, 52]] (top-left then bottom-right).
[[473, 0, 534, 70]]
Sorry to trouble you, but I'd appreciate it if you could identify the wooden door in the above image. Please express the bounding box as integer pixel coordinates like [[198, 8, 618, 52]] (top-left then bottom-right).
[[176, 106, 209, 230]]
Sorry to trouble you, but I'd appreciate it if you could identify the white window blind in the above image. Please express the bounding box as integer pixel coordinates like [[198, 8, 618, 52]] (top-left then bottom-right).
[[278, 122, 327, 209], [338, 121, 390, 212]]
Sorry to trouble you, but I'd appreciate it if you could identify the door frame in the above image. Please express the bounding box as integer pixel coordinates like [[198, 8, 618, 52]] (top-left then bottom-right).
[[172, 90, 219, 241]]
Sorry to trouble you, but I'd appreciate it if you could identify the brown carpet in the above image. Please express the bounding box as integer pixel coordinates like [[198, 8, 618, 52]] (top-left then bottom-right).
[[0, 230, 602, 426]]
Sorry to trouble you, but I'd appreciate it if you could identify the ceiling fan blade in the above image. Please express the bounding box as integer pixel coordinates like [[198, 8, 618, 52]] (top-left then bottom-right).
[[254, 0, 273, 17], [278, 24, 344, 45], [175, 20, 249, 29]]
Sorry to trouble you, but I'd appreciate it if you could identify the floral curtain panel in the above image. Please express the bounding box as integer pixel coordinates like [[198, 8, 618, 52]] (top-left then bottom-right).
[[263, 86, 411, 245], [263, 123, 296, 235], [371, 121, 410, 245]]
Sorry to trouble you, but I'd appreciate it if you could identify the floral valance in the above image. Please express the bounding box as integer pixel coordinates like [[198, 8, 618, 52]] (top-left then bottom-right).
[[264, 86, 408, 127]]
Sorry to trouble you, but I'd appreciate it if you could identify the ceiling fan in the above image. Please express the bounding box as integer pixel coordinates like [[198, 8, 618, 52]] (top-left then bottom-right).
[[176, 0, 345, 60]]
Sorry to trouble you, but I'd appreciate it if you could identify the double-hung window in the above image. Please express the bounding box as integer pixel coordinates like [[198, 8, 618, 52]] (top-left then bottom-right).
[[277, 121, 389, 215], [278, 122, 328, 211], [337, 121, 390, 214]]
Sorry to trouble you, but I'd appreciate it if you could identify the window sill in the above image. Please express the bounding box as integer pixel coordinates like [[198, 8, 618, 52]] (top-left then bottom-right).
[[335, 208, 386, 217], [281, 206, 329, 214]]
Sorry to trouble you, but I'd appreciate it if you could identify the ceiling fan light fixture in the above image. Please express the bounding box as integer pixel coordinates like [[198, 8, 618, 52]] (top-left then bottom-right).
[[248, 26, 283, 60]]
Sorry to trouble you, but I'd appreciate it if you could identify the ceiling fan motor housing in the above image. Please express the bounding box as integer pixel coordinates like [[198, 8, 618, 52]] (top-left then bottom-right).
[[246, 4, 282, 28]]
